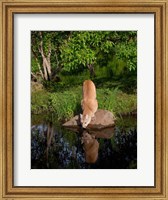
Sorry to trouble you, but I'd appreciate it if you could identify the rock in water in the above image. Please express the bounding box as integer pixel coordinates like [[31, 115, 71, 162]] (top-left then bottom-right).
[[62, 109, 115, 130]]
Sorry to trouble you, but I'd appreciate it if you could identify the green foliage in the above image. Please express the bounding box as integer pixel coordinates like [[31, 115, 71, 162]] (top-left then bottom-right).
[[31, 31, 137, 79], [31, 57, 39, 73], [31, 31, 71, 75], [60, 31, 137, 73], [97, 88, 136, 116], [60, 32, 97, 72], [31, 86, 136, 121], [115, 40, 137, 71], [49, 89, 81, 121], [31, 90, 51, 114]]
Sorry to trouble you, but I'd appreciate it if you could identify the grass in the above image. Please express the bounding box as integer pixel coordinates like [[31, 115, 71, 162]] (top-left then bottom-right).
[[31, 85, 137, 122], [96, 88, 136, 115]]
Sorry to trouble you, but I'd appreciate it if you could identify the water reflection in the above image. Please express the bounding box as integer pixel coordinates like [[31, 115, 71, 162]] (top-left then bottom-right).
[[73, 127, 115, 164], [81, 131, 99, 163], [31, 115, 137, 169]]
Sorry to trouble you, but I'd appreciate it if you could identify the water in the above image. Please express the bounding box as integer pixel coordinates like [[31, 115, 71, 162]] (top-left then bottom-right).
[[31, 114, 137, 169]]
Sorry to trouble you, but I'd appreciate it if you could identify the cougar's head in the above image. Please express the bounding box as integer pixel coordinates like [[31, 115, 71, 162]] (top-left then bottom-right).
[[80, 114, 91, 128]]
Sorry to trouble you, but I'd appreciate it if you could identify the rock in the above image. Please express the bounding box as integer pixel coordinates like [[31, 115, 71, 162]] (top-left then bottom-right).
[[62, 115, 81, 127], [88, 109, 116, 129], [62, 109, 116, 130]]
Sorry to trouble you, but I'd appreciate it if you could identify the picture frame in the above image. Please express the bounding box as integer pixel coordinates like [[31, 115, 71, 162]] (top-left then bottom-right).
[[0, 0, 167, 199]]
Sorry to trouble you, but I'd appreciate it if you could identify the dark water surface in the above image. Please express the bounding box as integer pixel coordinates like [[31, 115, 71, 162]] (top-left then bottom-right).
[[31, 114, 137, 169]]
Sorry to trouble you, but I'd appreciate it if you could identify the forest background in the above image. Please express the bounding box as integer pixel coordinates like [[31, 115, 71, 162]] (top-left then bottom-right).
[[31, 31, 137, 121]]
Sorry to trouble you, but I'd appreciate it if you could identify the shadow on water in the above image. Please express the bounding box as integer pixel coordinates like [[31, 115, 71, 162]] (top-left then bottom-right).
[[31, 114, 137, 169]]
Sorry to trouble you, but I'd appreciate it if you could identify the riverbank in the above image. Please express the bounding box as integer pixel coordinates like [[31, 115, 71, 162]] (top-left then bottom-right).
[[31, 85, 136, 122]]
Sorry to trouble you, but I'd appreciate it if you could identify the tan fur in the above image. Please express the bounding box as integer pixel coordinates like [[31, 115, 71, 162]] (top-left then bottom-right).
[[81, 131, 99, 163], [80, 80, 98, 128]]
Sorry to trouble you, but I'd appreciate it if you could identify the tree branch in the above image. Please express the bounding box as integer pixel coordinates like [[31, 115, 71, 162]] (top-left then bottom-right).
[[32, 49, 44, 79]]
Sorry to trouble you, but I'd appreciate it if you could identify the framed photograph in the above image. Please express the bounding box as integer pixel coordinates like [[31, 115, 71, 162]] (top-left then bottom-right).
[[0, 0, 168, 199]]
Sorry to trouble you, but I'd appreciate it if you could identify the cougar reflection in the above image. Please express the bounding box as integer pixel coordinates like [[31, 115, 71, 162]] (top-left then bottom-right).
[[81, 131, 99, 164]]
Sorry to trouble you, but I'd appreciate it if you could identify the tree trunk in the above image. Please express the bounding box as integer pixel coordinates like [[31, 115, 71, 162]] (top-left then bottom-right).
[[38, 32, 52, 81], [32, 49, 44, 80], [42, 56, 49, 81], [46, 42, 52, 79], [87, 64, 96, 78], [53, 49, 62, 76], [31, 72, 38, 82]]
